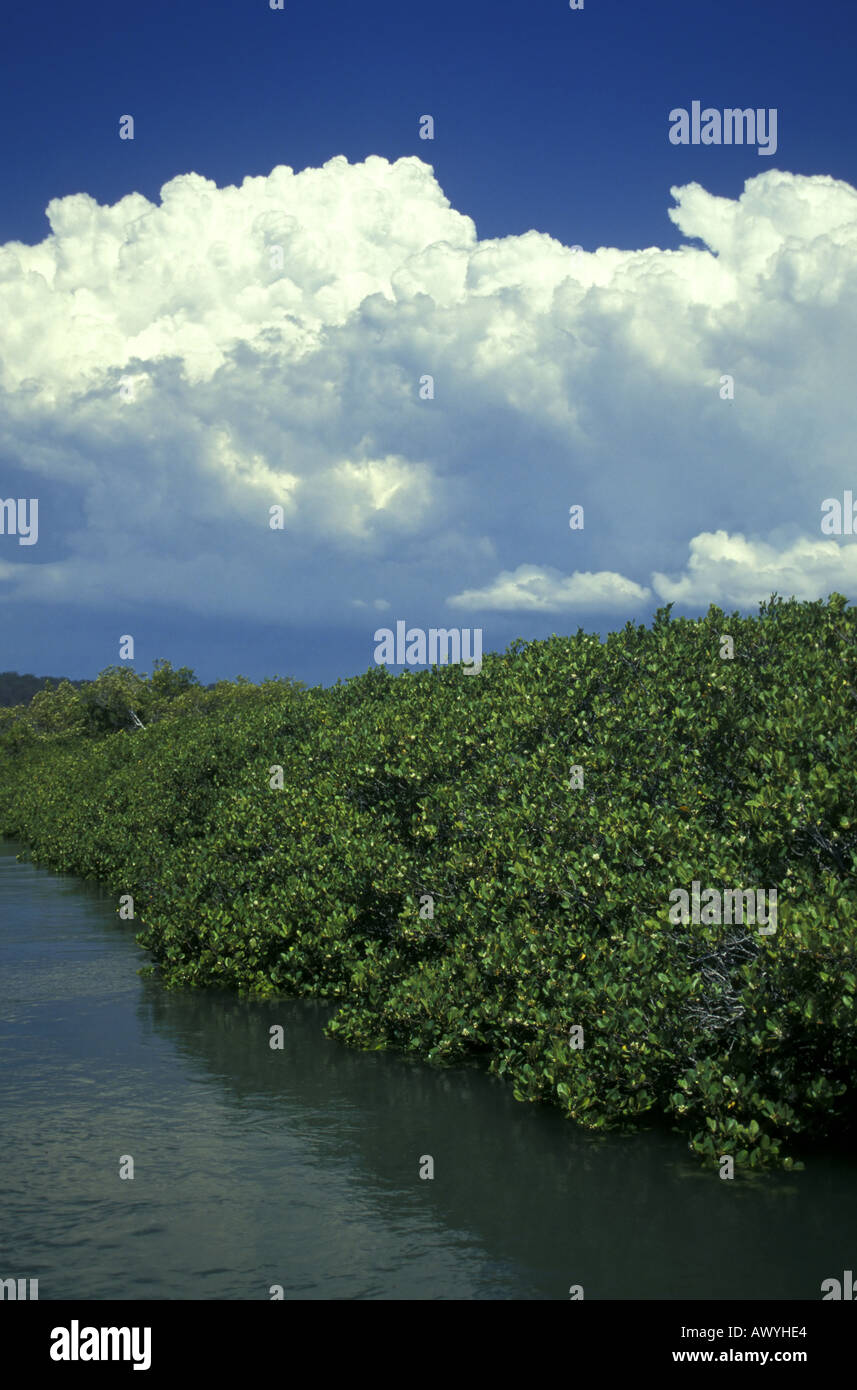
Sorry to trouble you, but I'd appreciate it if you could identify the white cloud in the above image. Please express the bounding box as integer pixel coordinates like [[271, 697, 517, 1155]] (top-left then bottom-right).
[[1, 157, 856, 624], [449, 528, 857, 614], [652, 530, 857, 606], [448, 563, 652, 611]]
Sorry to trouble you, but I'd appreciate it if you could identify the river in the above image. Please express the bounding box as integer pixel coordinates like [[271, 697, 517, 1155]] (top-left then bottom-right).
[[1, 837, 854, 1300]]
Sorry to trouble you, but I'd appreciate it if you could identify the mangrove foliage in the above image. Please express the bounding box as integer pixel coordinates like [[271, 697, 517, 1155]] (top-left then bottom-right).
[[1, 599, 856, 1172]]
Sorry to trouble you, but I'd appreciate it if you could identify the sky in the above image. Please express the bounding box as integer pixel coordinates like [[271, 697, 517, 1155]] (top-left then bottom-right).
[[1, 0, 856, 687]]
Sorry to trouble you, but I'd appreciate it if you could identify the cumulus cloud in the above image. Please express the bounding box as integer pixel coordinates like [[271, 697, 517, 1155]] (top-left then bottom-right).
[[448, 564, 652, 611], [450, 530, 857, 615], [0, 156, 855, 626], [652, 530, 857, 606]]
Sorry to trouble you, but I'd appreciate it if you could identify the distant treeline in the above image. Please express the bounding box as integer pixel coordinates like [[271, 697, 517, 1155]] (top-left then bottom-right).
[[0, 668, 226, 708], [0, 672, 85, 707]]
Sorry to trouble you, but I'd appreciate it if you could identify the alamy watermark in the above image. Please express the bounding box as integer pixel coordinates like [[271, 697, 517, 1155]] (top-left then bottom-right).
[[50, 1321, 152, 1371], [374, 622, 482, 673], [1, 1276, 38, 1299], [821, 491, 857, 535], [0, 497, 38, 545], [821, 1270, 856, 1299], [669, 881, 777, 934], [669, 102, 777, 156]]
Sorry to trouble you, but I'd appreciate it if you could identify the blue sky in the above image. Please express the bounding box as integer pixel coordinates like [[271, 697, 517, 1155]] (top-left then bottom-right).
[[1, 0, 856, 686]]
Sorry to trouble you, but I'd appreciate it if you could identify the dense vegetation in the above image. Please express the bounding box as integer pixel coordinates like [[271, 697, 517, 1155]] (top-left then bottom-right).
[[1, 599, 855, 1172]]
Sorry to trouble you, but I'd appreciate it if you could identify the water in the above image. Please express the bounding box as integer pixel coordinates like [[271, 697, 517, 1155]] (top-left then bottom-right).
[[1, 837, 855, 1300]]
